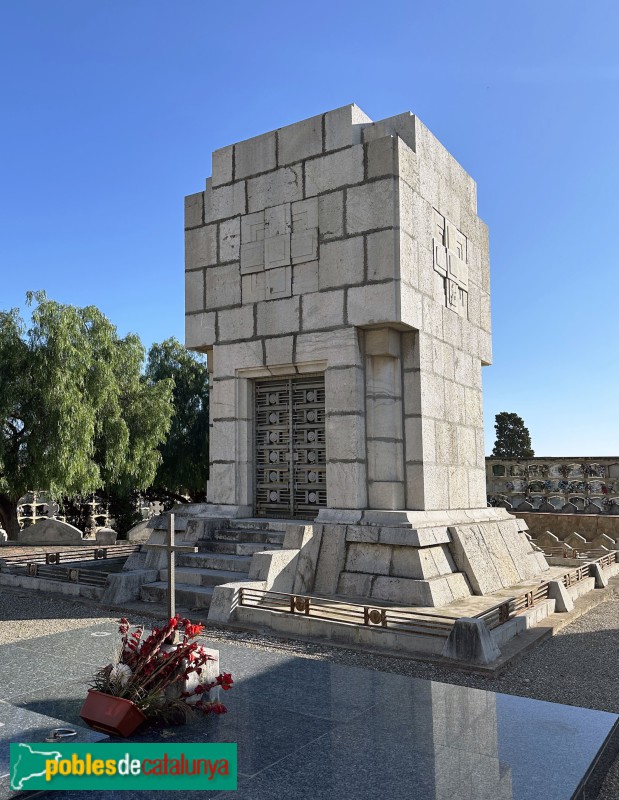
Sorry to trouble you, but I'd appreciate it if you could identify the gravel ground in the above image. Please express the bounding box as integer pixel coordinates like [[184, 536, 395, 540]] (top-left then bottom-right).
[[2, 585, 619, 798]]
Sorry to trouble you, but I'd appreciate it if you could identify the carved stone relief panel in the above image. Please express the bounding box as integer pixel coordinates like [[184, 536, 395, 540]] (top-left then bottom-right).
[[433, 209, 469, 318], [239, 199, 318, 299]]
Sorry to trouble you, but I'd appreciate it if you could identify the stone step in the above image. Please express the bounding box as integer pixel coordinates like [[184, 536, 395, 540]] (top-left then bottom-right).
[[212, 529, 285, 545], [202, 541, 279, 556], [176, 552, 252, 572], [160, 567, 246, 587], [226, 521, 274, 531], [140, 581, 214, 609]]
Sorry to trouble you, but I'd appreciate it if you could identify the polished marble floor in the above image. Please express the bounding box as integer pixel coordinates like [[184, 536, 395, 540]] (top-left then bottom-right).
[[0, 619, 617, 799]]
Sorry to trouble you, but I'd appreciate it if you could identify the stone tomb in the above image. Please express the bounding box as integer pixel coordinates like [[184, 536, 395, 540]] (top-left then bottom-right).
[[184, 104, 549, 614]]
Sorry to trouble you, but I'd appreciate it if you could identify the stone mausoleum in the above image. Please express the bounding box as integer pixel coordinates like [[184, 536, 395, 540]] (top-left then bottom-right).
[[182, 103, 551, 624]]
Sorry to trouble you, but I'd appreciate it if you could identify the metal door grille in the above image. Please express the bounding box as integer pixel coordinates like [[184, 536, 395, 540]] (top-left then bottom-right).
[[255, 376, 326, 518]]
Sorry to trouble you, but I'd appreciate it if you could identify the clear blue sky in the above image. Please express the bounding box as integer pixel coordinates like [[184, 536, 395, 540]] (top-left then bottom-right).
[[1, 1, 618, 456]]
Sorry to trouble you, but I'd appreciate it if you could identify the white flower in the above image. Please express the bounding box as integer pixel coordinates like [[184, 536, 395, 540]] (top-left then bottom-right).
[[110, 663, 133, 686]]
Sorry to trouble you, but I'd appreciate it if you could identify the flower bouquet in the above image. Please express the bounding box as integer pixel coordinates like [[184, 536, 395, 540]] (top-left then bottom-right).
[[80, 615, 233, 736]]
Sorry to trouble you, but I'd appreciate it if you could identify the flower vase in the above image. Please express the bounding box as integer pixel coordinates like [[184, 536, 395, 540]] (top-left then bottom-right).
[[80, 689, 146, 737]]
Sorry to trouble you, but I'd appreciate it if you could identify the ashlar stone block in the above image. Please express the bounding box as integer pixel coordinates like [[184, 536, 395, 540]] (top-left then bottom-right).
[[326, 461, 367, 509], [295, 328, 362, 367], [319, 236, 364, 289], [205, 180, 246, 222], [185, 311, 216, 350], [265, 336, 294, 366], [368, 481, 405, 511], [362, 111, 417, 152], [325, 367, 364, 415], [291, 230, 318, 265], [366, 135, 397, 179], [292, 261, 319, 295], [185, 225, 217, 270], [207, 462, 236, 505], [241, 210, 267, 243], [217, 304, 254, 342], [265, 203, 291, 236], [345, 542, 391, 575], [219, 217, 240, 263], [400, 282, 423, 331], [397, 138, 419, 190], [346, 281, 399, 326], [184, 192, 204, 228], [212, 145, 234, 187], [292, 197, 318, 231], [213, 339, 264, 378], [278, 114, 322, 165], [302, 289, 344, 330], [318, 191, 344, 240], [305, 146, 364, 196], [240, 241, 264, 275], [404, 417, 430, 464], [235, 130, 277, 179], [241, 272, 266, 303], [265, 265, 292, 300], [326, 413, 366, 462], [366, 229, 398, 282], [324, 104, 371, 151], [264, 233, 291, 269], [256, 295, 300, 337], [390, 545, 449, 580], [185, 269, 204, 313], [346, 178, 397, 234], [204, 263, 241, 309], [247, 166, 303, 213], [400, 230, 419, 287]]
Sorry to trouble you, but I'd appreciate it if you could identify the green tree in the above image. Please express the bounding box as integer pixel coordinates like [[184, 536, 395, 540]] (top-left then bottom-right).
[[144, 337, 209, 502], [0, 292, 174, 539], [491, 412, 534, 459]]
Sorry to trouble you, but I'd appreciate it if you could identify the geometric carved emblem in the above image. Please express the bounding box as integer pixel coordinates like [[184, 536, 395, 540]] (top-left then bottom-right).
[[240, 198, 318, 300], [433, 209, 469, 319]]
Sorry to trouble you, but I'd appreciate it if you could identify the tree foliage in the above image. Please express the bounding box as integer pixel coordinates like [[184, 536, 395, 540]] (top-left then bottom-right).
[[0, 292, 174, 538], [491, 412, 534, 459], [145, 337, 209, 501]]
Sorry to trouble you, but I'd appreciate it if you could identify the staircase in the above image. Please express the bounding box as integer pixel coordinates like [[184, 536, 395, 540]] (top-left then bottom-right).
[[140, 521, 286, 611]]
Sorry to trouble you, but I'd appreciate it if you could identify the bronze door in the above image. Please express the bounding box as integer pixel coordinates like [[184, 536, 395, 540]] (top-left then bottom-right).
[[255, 376, 326, 518]]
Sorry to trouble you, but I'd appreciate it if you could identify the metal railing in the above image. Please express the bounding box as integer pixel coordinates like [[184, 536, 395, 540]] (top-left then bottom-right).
[[540, 546, 615, 560], [25, 563, 110, 587], [238, 587, 456, 638], [238, 551, 619, 638], [0, 545, 140, 568]]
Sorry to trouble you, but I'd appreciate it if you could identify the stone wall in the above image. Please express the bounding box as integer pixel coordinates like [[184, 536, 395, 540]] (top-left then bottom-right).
[[514, 511, 619, 543], [487, 457, 619, 514]]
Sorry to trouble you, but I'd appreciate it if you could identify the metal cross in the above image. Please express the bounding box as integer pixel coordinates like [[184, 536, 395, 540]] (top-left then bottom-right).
[[144, 513, 197, 628]]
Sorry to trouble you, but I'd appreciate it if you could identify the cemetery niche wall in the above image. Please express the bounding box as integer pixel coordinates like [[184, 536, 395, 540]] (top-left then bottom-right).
[[486, 457, 619, 514], [184, 104, 551, 620]]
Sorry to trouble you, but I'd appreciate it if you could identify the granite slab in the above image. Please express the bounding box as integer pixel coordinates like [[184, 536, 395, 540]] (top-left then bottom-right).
[[0, 700, 107, 800], [1, 628, 617, 799]]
